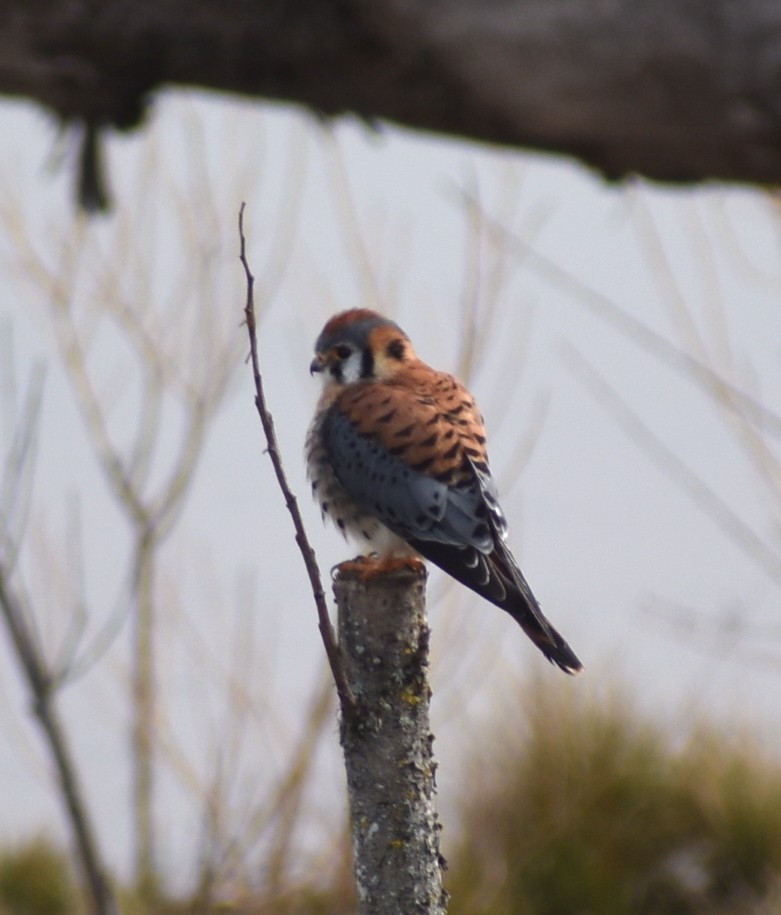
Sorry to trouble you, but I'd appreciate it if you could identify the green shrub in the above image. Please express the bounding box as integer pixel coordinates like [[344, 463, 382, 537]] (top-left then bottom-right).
[[447, 681, 781, 915], [0, 837, 78, 915]]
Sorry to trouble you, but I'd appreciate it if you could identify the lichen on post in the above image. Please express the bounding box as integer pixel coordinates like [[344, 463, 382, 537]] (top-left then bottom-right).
[[334, 563, 448, 915]]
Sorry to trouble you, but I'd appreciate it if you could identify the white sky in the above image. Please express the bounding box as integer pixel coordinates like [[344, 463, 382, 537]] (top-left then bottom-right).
[[0, 90, 780, 889]]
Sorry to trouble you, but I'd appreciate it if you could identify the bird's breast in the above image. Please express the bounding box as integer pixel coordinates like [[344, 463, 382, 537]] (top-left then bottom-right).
[[305, 408, 414, 558]]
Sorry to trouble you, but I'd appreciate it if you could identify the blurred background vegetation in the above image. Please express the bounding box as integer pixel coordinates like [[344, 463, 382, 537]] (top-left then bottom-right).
[[3, 680, 781, 913], [447, 682, 781, 915]]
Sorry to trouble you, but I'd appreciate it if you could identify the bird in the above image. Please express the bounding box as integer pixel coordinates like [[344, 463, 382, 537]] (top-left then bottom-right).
[[306, 308, 582, 674]]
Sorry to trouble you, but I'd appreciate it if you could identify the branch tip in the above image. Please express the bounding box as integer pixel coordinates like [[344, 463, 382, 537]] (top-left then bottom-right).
[[238, 205, 356, 715]]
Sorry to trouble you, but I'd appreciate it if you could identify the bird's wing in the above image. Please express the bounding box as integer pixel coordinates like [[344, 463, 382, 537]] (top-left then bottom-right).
[[323, 369, 501, 547], [322, 403, 491, 550]]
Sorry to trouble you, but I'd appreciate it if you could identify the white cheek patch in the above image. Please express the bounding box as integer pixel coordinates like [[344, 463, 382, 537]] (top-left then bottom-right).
[[339, 351, 365, 384]]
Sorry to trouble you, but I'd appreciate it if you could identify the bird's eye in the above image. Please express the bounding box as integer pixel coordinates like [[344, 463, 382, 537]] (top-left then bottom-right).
[[334, 344, 352, 360]]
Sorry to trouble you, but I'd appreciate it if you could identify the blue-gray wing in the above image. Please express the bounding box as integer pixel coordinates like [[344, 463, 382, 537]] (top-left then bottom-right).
[[321, 397, 582, 673], [322, 407, 499, 551]]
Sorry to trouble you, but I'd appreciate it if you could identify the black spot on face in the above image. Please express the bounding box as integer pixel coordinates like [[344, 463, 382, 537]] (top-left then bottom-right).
[[386, 338, 406, 361], [360, 347, 374, 379]]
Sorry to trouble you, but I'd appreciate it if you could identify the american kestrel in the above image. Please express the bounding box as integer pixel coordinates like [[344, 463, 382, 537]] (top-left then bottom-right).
[[306, 309, 582, 674]]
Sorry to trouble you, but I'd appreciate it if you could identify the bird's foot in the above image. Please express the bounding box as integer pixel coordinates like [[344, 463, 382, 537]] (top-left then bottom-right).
[[334, 554, 425, 580], [331, 555, 374, 579]]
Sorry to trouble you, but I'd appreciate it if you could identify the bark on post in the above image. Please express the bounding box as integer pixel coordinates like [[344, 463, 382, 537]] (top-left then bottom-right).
[[335, 564, 447, 915]]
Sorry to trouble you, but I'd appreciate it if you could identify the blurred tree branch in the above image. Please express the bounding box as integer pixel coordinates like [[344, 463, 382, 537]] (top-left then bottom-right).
[[564, 344, 781, 590], [0, 365, 117, 915], [3, 189, 243, 895], [0, 571, 118, 915], [1, 118, 320, 905], [46, 243, 237, 896], [453, 182, 781, 441], [4, 0, 781, 195]]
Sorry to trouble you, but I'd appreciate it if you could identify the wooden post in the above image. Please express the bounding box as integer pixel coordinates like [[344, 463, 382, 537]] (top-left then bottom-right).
[[334, 564, 448, 915]]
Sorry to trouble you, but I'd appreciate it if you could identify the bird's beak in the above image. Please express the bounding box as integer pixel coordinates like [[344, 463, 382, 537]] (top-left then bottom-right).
[[310, 354, 324, 375]]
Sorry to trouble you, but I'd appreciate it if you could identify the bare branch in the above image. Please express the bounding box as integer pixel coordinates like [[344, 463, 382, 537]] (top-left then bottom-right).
[[564, 344, 781, 589], [0, 572, 118, 915], [238, 202, 356, 715], [0, 369, 118, 915], [0, 352, 45, 573], [453, 183, 781, 441]]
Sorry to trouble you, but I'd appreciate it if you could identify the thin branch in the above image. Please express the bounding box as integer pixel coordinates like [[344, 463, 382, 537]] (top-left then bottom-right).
[[564, 344, 781, 588], [450, 183, 781, 440], [0, 358, 45, 573], [127, 372, 165, 492], [260, 672, 334, 897], [238, 202, 356, 715], [640, 595, 781, 671], [55, 316, 148, 526], [0, 375, 117, 915], [0, 571, 118, 915], [49, 495, 89, 684]]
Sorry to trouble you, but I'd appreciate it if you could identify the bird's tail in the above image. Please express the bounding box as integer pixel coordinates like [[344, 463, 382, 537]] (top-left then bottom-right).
[[503, 588, 583, 674], [407, 537, 582, 674], [493, 543, 583, 675]]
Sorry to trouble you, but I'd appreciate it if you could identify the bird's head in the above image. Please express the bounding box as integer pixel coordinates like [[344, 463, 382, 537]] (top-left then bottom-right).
[[310, 309, 415, 386]]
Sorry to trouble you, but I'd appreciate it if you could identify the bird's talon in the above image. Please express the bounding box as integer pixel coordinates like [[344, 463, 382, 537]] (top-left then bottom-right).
[[333, 555, 425, 581]]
